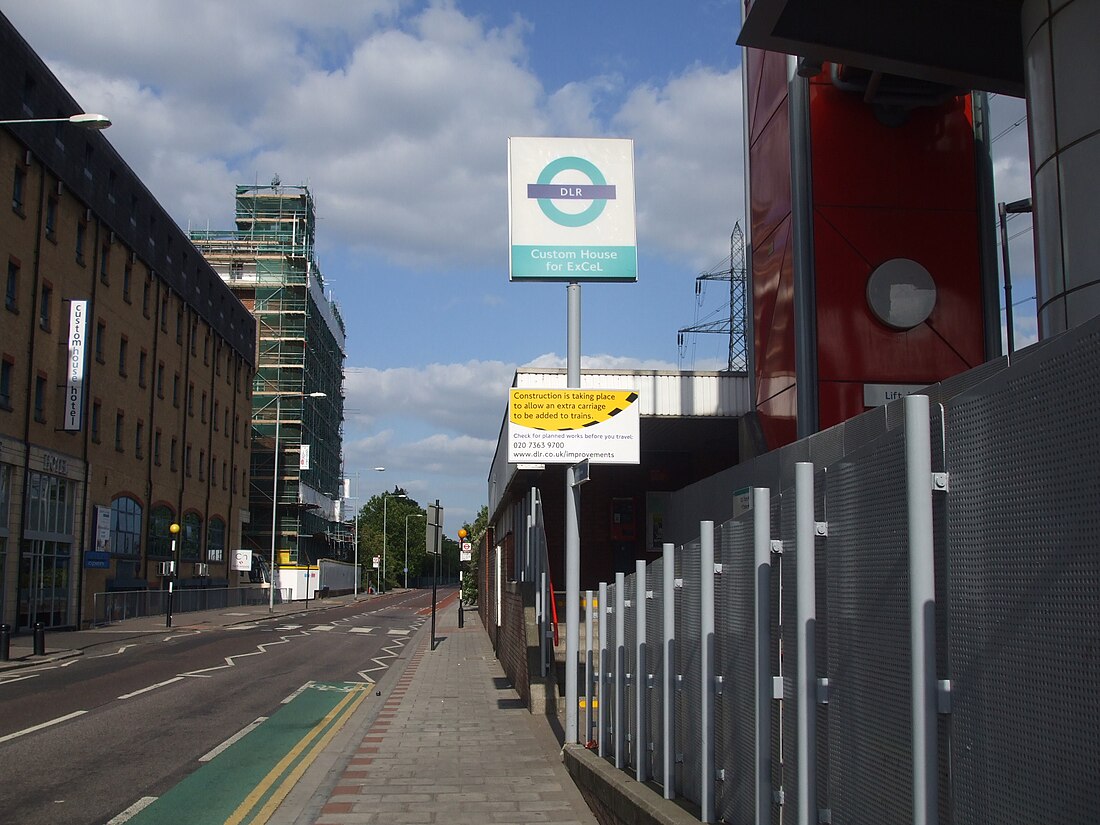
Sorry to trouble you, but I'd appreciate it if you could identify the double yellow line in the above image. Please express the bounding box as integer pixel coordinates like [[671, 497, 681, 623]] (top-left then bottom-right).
[[226, 684, 370, 825]]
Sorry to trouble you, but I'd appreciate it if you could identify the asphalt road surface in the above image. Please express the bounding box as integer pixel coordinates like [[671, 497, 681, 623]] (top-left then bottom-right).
[[0, 589, 439, 825]]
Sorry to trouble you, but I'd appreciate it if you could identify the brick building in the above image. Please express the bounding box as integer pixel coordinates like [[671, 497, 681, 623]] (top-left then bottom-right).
[[0, 13, 256, 629]]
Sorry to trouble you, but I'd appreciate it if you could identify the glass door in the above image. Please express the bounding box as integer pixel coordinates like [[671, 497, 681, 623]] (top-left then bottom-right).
[[18, 540, 71, 629]]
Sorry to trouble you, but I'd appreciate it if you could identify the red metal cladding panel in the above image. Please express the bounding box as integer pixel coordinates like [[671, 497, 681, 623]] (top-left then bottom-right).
[[807, 71, 986, 429]]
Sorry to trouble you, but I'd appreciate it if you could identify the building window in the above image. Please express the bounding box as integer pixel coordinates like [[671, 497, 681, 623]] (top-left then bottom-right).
[[4, 259, 16, 312], [160, 294, 168, 332], [207, 518, 225, 562], [221, 461, 228, 490], [107, 169, 117, 203], [95, 321, 106, 363], [213, 400, 220, 431], [91, 400, 101, 442], [99, 244, 110, 284], [190, 319, 198, 355], [118, 336, 128, 377], [39, 283, 51, 330], [201, 391, 207, 423], [110, 496, 142, 557], [154, 430, 162, 465], [223, 408, 230, 436], [45, 196, 57, 240], [181, 512, 201, 560], [0, 356, 13, 410], [33, 374, 46, 422], [138, 350, 147, 388], [173, 374, 180, 407], [203, 333, 210, 365], [176, 306, 183, 343], [122, 263, 132, 302], [187, 382, 194, 417], [171, 437, 178, 471], [142, 279, 151, 317], [12, 165, 26, 214], [157, 362, 165, 398], [75, 221, 87, 266], [115, 411, 124, 452], [185, 444, 192, 476], [149, 505, 175, 557], [198, 450, 206, 481], [135, 419, 144, 458]]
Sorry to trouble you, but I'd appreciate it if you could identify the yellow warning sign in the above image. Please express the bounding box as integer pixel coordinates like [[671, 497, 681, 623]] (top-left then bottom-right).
[[510, 389, 638, 430], [508, 388, 640, 464]]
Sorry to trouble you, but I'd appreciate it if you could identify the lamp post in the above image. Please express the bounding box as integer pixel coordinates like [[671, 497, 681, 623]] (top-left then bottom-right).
[[165, 522, 181, 627], [405, 512, 425, 589], [269, 390, 326, 612], [0, 113, 112, 129], [352, 467, 386, 597], [381, 492, 407, 594]]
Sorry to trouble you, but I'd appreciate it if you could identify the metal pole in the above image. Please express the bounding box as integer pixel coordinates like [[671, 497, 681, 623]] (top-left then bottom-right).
[[598, 580, 609, 757], [565, 280, 582, 744], [382, 494, 388, 595], [700, 521, 715, 823], [906, 394, 938, 825], [269, 393, 281, 612], [998, 201, 1015, 355], [585, 588, 594, 745], [353, 471, 359, 596], [795, 462, 817, 825], [635, 559, 648, 783], [614, 571, 626, 768], [754, 488, 773, 824], [662, 542, 675, 800]]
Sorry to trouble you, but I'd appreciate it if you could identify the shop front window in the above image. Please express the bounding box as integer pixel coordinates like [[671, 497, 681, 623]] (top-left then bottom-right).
[[207, 518, 225, 563], [19, 470, 75, 629], [149, 505, 175, 558], [181, 513, 201, 560], [110, 496, 142, 557]]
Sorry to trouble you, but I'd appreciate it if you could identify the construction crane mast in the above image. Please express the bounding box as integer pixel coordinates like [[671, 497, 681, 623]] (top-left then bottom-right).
[[677, 222, 747, 373]]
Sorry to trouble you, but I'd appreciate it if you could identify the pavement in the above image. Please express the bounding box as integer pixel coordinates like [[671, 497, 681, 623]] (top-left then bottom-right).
[[1, 594, 598, 825]]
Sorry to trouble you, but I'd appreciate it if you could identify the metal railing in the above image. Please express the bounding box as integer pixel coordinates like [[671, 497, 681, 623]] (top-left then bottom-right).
[[91, 586, 291, 627]]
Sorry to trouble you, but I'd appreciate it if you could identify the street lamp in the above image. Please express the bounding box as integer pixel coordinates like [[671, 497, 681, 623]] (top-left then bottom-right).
[[269, 390, 327, 612], [405, 512, 426, 589], [381, 492, 407, 594], [0, 113, 112, 129], [352, 467, 386, 597]]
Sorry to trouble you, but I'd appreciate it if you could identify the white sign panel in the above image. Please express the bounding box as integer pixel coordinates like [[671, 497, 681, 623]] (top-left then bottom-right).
[[232, 549, 252, 572], [508, 389, 640, 464], [508, 136, 637, 282], [299, 443, 311, 470], [64, 300, 89, 431], [95, 504, 112, 553], [863, 383, 927, 407]]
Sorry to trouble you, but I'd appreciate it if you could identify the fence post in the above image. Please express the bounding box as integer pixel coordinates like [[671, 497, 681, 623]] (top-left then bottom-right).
[[663, 542, 676, 800], [795, 463, 817, 825], [906, 394, 938, 825], [635, 559, 648, 783], [754, 487, 773, 825], [586, 588, 594, 744], [539, 571, 546, 677], [700, 520, 716, 823], [599, 580, 609, 757], [615, 571, 626, 769]]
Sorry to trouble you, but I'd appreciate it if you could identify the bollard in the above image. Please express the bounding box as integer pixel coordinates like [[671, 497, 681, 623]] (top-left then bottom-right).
[[33, 621, 45, 656], [459, 600, 465, 628], [0, 623, 10, 661]]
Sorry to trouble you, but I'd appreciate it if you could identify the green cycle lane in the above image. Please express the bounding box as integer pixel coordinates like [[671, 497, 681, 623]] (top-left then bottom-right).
[[125, 681, 371, 825]]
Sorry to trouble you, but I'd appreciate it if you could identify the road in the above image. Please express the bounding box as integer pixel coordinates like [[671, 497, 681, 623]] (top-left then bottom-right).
[[0, 589, 440, 825]]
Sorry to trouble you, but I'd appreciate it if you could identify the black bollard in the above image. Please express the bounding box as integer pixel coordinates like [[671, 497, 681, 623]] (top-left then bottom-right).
[[458, 600, 464, 628], [33, 621, 45, 656], [0, 624, 10, 661]]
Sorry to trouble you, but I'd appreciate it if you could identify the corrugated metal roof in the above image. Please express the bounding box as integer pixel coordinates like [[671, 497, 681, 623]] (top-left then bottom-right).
[[513, 368, 751, 417]]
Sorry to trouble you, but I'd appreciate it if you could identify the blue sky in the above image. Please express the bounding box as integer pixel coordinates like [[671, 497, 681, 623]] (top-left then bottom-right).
[[6, 1, 1035, 528]]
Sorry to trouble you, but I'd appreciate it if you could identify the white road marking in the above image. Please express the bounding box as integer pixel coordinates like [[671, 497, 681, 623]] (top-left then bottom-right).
[[312, 625, 335, 631], [282, 681, 314, 704], [199, 717, 267, 762], [387, 628, 410, 636], [0, 673, 41, 686], [275, 624, 302, 630], [106, 796, 157, 824], [91, 644, 137, 658], [0, 710, 88, 743], [349, 627, 375, 634], [117, 676, 184, 699]]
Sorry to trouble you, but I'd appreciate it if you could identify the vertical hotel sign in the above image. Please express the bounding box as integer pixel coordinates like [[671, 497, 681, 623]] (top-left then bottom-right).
[[508, 137, 637, 281], [64, 300, 88, 431]]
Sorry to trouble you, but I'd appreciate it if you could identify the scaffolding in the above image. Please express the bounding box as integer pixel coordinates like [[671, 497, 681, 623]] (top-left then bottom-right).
[[192, 182, 346, 566]]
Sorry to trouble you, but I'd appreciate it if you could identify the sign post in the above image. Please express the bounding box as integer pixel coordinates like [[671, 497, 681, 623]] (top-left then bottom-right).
[[509, 135, 638, 744], [426, 501, 443, 649]]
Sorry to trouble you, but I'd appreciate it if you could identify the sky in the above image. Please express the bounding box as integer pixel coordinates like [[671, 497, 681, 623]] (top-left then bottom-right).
[[5, 1, 1037, 529]]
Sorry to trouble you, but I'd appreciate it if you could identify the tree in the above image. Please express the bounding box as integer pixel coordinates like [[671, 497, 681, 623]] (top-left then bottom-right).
[[459, 505, 488, 604], [356, 487, 426, 591]]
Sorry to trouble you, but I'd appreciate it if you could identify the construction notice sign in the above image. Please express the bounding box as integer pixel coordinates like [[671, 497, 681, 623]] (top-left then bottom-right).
[[508, 389, 640, 465]]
